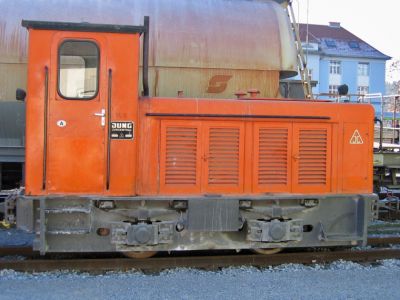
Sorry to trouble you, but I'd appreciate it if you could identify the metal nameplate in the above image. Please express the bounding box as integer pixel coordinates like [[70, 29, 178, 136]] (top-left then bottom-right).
[[110, 121, 134, 140]]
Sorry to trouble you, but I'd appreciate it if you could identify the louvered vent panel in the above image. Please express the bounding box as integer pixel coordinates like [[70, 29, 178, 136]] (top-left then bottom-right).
[[258, 128, 288, 185], [208, 127, 240, 185], [298, 129, 328, 185], [165, 127, 197, 185]]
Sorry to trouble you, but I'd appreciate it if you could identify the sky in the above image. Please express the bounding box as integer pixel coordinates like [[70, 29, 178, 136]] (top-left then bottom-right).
[[291, 0, 400, 82]]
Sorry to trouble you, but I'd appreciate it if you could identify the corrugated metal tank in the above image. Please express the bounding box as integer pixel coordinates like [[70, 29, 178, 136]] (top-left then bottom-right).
[[0, 0, 298, 100]]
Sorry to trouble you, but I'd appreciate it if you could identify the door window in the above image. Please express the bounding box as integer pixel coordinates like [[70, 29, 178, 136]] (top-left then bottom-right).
[[58, 41, 99, 99]]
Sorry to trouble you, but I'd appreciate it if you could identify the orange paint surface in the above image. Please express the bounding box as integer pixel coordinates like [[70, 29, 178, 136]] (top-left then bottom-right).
[[24, 28, 374, 197], [25, 28, 139, 196], [136, 98, 373, 195]]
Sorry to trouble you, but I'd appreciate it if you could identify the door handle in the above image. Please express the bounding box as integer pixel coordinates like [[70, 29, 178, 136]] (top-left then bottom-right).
[[94, 109, 106, 126]]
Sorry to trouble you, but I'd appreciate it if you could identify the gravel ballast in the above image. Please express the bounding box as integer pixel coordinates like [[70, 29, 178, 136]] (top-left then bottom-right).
[[0, 260, 400, 300]]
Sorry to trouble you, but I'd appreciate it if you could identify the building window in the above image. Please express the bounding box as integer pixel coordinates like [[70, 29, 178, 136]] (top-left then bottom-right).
[[329, 60, 341, 74], [358, 62, 369, 76], [325, 40, 336, 48], [329, 85, 339, 95], [357, 86, 369, 95], [349, 41, 360, 49], [308, 69, 313, 80], [58, 40, 99, 100]]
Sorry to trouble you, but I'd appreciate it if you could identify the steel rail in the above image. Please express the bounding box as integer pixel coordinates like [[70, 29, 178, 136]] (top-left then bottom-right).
[[367, 236, 400, 246], [0, 248, 400, 273], [0, 247, 35, 256]]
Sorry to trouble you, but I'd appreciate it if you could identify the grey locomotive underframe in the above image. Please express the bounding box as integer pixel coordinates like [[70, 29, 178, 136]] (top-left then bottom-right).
[[16, 194, 378, 255]]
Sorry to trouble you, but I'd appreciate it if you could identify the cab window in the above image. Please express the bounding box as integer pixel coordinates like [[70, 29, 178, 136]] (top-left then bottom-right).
[[58, 41, 99, 99]]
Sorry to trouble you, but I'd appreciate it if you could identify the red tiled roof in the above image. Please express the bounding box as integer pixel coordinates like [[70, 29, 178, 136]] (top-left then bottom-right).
[[298, 23, 363, 42], [297, 23, 390, 60]]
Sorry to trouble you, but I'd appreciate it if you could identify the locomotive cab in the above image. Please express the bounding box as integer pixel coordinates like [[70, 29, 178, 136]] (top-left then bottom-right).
[[18, 18, 377, 255], [22, 20, 145, 196]]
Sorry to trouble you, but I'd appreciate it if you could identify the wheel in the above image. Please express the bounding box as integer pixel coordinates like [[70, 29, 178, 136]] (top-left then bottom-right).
[[122, 251, 157, 259], [252, 248, 282, 255]]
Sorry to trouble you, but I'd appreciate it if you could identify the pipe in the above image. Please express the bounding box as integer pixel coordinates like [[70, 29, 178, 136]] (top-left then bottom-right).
[[375, 117, 383, 152], [142, 16, 150, 96], [393, 96, 399, 143]]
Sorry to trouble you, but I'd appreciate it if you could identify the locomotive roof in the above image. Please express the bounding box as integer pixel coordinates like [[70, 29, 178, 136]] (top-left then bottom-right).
[[21, 19, 147, 34]]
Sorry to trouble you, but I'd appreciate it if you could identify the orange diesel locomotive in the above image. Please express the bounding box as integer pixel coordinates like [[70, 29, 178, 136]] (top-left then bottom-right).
[[16, 17, 376, 256]]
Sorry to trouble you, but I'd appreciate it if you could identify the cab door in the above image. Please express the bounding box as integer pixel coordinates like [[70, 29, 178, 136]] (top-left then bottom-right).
[[46, 34, 107, 194]]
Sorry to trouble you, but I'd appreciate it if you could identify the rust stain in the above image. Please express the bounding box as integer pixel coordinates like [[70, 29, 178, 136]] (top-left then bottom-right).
[[0, 0, 297, 100]]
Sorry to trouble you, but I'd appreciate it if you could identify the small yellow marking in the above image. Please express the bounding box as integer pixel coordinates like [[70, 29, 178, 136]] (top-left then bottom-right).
[[350, 129, 364, 144]]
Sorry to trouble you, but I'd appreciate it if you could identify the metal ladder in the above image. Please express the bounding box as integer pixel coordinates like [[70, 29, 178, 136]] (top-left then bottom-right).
[[286, 1, 313, 99]]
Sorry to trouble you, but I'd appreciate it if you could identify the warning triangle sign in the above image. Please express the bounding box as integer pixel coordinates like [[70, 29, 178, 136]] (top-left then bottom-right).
[[350, 129, 363, 144]]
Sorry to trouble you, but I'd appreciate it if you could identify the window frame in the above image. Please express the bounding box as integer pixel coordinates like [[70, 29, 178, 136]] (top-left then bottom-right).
[[57, 39, 100, 101], [328, 84, 339, 95], [348, 41, 360, 49], [325, 40, 336, 48], [357, 85, 369, 95], [329, 60, 341, 75], [308, 68, 313, 79], [357, 62, 370, 77]]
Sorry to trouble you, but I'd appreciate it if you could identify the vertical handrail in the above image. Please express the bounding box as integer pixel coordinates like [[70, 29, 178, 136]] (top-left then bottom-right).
[[42, 66, 49, 190], [106, 69, 112, 190], [375, 117, 383, 152], [392, 96, 398, 143]]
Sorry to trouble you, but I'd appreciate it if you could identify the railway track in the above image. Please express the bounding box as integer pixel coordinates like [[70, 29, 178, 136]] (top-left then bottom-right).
[[1, 248, 400, 273], [0, 236, 399, 273], [1, 236, 399, 257]]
